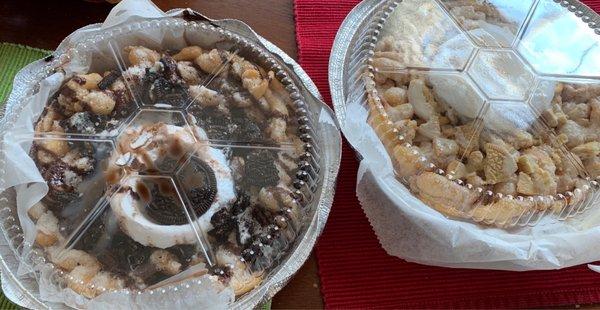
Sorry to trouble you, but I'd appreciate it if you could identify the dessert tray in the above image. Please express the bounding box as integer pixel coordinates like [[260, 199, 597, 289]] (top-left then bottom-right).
[[0, 1, 341, 309], [335, 0, 600, 227], [330, 0, 600, 270]]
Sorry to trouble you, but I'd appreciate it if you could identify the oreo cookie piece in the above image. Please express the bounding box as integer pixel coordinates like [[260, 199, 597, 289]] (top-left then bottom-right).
[[208, 208, 235, 243], [170, 244, 198, 266], [145, 186, 189, 225], [106, 232, 151, 276], [192, 108, 235, 141], [74, 209, 111, 252], [150, 76, 190, 107], [233, 117, 263, 143], [97, 71, 121, 90], [244, 150, 279, 188], [61, 112, 96, 134], [43, 189, 80, 213], [186, 158, 218, 215], [231, 192, 251, 216], [236, 215, 258, 246], [160, 56, 178, 80]]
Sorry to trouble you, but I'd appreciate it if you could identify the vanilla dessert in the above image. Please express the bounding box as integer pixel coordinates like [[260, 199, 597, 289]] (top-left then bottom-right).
[[365, 0, 600, 226], [27, 44, 315, 299]]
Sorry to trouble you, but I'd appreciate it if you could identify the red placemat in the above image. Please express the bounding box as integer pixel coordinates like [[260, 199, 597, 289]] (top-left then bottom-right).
[[294, 0, 600, 308]]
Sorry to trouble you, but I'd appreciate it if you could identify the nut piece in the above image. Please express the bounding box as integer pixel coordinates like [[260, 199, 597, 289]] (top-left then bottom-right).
[[447, 160, 468, 179], [267, 117, 288, 143], [518, 154, 539, 174], [517, 168, 557, 196], [35, 211, 60, 247], [67, 265, 101, 298], [454, 122, 480, 154], [190, 85, 225, 108], [264, 88, 289, 117], [393, 119, 418, 143], [471, 198, 533, 226], [410, 172, 479, 218], [494, 182, 516, 196], [28, 202, 47, 221], [195, 49, 224, 73], [571, 142, 600, 160], [408, 79, 435, 121], [383, 87, 408, 106], [542, 109, 559, 128], [150, 249, 182, 276], [433, 137, 458, 157], [391, 144, 423, 177], [79, 272, 125, 298], [50, 248, 100, 271], [242, 69, 269, 99], [231, 268, 263, 296], [173, 46, 203, 61], [418, 115, 442, 140], [125, 46, 160, 67], [467, 150, 484, 172], [177, 61, 201, 85], [83, 91, 116, 115], [77, 73, 103, 90], [559, 120, 586, 148], [40, 139, 69, 157]]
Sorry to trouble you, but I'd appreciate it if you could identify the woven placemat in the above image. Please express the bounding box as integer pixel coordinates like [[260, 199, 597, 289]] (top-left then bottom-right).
[[0, 42, 50, 310], [0, 43, 51, 104]]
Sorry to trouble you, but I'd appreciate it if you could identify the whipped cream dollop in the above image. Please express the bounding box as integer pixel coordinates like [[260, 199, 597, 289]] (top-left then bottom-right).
[[108, 123, 235, 249]]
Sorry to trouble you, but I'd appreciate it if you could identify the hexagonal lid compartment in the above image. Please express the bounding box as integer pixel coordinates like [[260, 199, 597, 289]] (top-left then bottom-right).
[[364, 0, 600, 227], [20, 19, 321, 303]]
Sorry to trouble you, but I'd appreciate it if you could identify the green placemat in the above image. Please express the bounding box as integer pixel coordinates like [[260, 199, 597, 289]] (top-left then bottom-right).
[[0, 43, 51, 104], [0, 42, 50, 310], [0, 42, 273, 310]]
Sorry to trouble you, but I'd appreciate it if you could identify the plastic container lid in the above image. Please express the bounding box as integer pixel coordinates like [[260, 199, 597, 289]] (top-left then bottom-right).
[[8, 18, 323, 306], [364, 0, 600, 227]]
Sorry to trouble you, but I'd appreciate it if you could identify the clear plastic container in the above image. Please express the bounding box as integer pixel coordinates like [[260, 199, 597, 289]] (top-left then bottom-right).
[[0, 16, 339, 309], [358, 0, 600, 227]]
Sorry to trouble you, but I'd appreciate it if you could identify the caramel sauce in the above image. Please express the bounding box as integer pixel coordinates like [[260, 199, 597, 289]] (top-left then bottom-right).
[[105, 168, 122, 185], [168, 137, 184, 159], [157, 179, 177, 197], [139, 149, 155, 171], [135, 182, 151, 202]]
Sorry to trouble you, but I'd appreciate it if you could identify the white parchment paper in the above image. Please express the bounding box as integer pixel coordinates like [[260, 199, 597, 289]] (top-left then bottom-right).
[[343, 94, 600, 271]]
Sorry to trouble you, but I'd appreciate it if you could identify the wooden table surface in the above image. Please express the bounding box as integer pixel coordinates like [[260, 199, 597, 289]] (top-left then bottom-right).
[[0, 0, 322, 309]]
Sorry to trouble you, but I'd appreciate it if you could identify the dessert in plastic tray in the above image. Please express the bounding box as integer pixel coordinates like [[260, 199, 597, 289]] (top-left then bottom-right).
[[1, 17, 329, 308], [364, 0, 600, 227]]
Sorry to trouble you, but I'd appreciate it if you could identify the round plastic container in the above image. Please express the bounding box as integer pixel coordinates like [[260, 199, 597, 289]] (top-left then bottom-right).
[[0, 11, 341, 309], [334, 0, 600, 228]]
